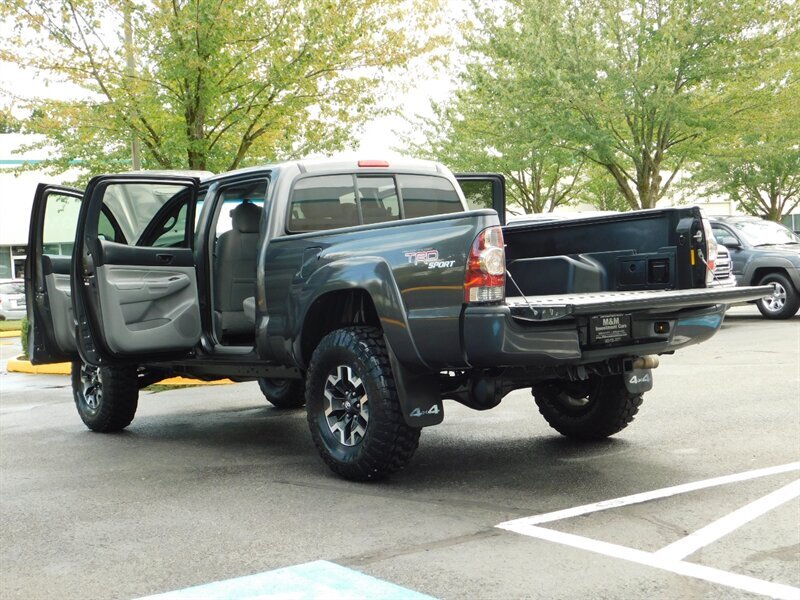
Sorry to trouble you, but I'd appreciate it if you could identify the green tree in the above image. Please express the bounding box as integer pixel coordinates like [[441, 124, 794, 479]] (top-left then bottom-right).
[[0, 107, 22, 133], [454, 0, 795, 210], [693, 75, 800, 222], [0, 0, 444, 177], [409, 41, 584, 214], [575, 165, 633, 213]]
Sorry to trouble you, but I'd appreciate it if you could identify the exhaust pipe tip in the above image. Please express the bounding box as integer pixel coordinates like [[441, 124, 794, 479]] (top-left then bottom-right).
[[633, 355, 660, 369]]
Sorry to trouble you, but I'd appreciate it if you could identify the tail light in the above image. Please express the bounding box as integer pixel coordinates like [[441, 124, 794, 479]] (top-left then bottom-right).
[[701, 216, 718, 285], [465, 226, 506, 303]]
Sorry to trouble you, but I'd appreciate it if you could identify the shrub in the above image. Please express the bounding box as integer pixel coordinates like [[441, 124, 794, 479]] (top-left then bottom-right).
[[20, 316, 29, 359]]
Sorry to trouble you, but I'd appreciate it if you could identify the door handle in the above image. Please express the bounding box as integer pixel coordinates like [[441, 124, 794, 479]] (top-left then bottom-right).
[[156, 254, 174, 265]]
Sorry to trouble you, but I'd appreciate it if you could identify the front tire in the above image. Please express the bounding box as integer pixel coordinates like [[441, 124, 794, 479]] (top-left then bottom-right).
[[532, 375, 642, 440], [305, 326, 420, 481], [71, 361, 139, 432], [257, 377, 305, 409], [756, 273, 799, 319]]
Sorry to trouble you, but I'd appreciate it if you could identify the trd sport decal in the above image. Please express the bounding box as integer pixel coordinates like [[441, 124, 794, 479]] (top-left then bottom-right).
[[404, 249, 456, 269]]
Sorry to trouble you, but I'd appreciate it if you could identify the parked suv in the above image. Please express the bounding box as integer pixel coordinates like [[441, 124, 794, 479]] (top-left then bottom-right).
[[709, 245, 736, 288], [710, 216, 800, 319], [0, 280, 26, 320]]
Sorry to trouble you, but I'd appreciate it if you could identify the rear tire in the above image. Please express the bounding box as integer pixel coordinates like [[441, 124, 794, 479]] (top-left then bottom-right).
[[257, 377, 306, 409], [532, 375, 642, 440], [305, 326, 420, 481], [71, 361, 139, 432], [756, 273, 799, 319]]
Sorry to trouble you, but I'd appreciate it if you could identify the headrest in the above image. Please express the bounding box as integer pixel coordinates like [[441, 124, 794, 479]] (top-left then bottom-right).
[[300, 200, 333, 218], [231, 202, 261, 233]]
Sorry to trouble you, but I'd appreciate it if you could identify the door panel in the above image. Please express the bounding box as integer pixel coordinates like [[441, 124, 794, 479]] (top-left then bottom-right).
[[96, 262, 200, 353], [44, 271, 76, 354], [25, 185, 84, 364], [73, 175, 202, 364]]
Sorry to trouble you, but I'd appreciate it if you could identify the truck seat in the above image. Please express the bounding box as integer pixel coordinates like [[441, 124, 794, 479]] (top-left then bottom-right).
[[214, 202, 261, 341]]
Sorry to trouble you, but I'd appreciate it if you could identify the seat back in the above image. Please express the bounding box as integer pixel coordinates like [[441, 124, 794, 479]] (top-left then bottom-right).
[[213, 202, 262, 337]]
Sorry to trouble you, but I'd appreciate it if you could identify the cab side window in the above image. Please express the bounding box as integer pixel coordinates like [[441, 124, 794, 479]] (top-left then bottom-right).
[[288, 175, 358, 232]]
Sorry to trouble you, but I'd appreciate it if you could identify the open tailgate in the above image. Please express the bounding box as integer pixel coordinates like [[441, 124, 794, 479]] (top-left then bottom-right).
[[507, 285, 774, 321]]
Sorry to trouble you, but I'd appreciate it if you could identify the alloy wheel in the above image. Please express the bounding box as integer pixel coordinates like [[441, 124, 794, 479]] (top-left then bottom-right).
[[323, 365, 369, 446], [763, 282, 787, 313]]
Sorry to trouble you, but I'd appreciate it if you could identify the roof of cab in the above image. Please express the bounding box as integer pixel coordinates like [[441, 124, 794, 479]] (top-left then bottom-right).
[[199, 156, 445, 184], [296, 157, 443, 174]]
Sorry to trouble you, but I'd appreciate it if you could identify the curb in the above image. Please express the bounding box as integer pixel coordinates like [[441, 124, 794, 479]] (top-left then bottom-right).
[[7, 358, 70, 374], [6, 358, 233, 386], [0, 331, 21, 338]]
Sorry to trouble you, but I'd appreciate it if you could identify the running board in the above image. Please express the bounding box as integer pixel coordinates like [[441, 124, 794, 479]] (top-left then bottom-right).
[[506, 285, 773, 321]]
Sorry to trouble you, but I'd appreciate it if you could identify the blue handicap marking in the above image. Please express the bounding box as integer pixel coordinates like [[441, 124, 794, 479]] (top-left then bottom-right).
[[136, 560, 437, 600]]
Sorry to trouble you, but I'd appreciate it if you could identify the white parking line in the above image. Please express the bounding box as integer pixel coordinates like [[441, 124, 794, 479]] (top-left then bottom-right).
[[509, 525, 799, 600], [654, 479, 800, 561], [497, 462, 800, 600], [503, 461, 799, 527]]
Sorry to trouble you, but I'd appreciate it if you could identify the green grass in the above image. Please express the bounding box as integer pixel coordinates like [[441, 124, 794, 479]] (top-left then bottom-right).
[[144, 383, 204, 393], [0, 320, 23, 332]]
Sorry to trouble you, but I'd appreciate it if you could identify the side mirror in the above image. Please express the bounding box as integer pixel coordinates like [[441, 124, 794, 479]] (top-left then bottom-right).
[[719, 236, 740, 249]]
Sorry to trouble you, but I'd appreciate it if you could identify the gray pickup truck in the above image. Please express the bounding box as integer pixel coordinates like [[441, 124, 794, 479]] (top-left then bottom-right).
[[25, 159, 770, 480]]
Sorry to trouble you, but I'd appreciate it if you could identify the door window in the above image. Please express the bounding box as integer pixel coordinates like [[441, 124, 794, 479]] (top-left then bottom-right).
[[459, 179, 495, 211], [93, 182, 195, 248], [42, 193, 82, 256]]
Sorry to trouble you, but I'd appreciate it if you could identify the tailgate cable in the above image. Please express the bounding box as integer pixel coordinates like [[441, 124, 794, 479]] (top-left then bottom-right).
[[505, 268, 542, 320]]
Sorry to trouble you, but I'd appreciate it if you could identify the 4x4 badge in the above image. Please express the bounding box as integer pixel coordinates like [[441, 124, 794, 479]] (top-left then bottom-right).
[[410, 405, 441, 418]]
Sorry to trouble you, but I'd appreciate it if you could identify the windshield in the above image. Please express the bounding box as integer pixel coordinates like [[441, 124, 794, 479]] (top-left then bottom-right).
[[0, 282, 24, 294], [729, 220, 800, 246]]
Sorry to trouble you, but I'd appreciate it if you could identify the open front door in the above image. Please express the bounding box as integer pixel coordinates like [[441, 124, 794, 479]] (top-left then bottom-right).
[[72, 174, 203, 365], [25, 184, 84, 364], [455, 173, 506, 225]]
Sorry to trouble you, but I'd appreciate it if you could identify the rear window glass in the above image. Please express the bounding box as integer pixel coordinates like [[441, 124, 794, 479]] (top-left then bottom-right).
[[398, 175, 462, 219], [357, 176, 400, 224], [289, 175, 358, 232]]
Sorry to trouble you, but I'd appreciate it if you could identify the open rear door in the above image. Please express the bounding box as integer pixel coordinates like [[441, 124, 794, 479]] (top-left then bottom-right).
[[456, 173, 506, 225], [72, 174, 203, 366], [25, 184, 84, 364]]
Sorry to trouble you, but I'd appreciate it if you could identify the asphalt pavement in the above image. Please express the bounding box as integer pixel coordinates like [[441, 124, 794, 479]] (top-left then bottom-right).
[[1, 306, 798, 599]]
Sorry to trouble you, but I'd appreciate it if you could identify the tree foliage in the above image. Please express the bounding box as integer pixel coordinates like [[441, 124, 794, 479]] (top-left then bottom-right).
[[408, 22, 584, 214], [0, 107, 23, 133], [692, 66, 800, 221], [574, 165, 633, 213], [431, 0, 795, 211], [0, 0, 444, 178]]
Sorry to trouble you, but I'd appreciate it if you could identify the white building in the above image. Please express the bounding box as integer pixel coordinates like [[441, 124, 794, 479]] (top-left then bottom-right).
[[0, 134, 80, 279]]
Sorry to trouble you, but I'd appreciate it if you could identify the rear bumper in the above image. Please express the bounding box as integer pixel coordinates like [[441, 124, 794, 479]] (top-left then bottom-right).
[[462, 288, 768, 368], [461, 302, 727, 368], [0, 307, 26, 320]]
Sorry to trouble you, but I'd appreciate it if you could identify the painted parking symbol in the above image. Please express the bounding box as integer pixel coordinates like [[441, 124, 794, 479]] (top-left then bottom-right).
[[497, 462, 800, 600], [136, 560, 436, 600]]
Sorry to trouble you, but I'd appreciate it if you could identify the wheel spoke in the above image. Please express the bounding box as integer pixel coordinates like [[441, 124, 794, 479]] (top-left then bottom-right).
[[322, 364, 370, 447]]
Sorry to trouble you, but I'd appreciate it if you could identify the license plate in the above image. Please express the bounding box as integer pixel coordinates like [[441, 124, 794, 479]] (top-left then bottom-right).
[[589, 313, 631, 344]]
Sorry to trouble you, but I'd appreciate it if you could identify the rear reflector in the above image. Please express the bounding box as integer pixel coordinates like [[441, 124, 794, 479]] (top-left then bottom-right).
[[358, 160, 389, 167]]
